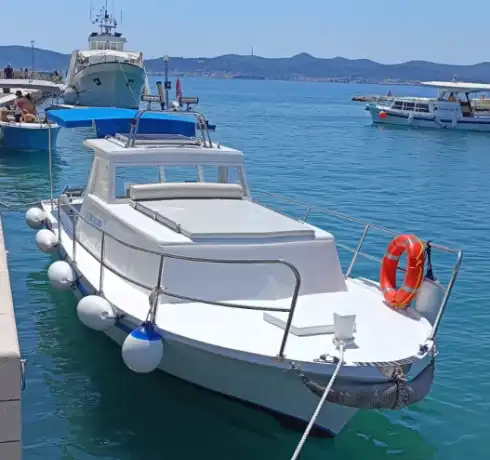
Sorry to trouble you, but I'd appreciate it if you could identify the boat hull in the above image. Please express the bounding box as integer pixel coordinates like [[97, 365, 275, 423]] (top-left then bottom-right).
[[63, 62, 145, 109], [58, 247, 357, 436], [368, 105, 490, 131], [0, 122, 60, 151]]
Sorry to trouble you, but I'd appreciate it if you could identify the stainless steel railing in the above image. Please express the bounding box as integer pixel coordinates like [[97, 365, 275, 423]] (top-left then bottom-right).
[[125, 108, 213, 148], [57, 195, 301, 358], [253, 189, 463, 340], [56, 184, 463, 352]]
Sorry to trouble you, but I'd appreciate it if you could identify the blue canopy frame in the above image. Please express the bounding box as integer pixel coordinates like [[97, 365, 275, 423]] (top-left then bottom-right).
[[46, 107, 198, 138]]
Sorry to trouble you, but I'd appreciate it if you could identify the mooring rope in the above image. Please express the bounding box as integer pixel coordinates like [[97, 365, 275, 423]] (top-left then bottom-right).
[[289, 344, 345, 460]]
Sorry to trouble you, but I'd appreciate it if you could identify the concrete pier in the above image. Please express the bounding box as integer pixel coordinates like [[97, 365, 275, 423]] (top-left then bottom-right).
[[0, 216, 22, 459]]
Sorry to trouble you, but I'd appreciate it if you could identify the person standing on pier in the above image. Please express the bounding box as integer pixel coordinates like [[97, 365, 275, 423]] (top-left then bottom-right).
[[3, 64, 14, 79]]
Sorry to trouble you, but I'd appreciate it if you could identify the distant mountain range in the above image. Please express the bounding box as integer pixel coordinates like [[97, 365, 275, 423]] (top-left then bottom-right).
[[2, 45, 490, 83]]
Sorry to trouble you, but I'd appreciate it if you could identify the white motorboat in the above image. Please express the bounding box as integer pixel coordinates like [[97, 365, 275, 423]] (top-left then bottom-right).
[[367, 80, 490, 131], [24, 109, 462, 446], [63, 2, 148, 109]]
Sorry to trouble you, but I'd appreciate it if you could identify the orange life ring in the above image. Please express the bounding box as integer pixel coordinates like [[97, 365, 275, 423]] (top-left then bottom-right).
[[380, 234, 425, 308]]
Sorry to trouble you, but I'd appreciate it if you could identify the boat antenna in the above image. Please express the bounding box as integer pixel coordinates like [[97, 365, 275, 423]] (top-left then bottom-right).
[[92, 0, 117, 35]]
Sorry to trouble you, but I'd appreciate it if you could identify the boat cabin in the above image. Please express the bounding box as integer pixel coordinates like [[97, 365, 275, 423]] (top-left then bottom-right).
[[82, 133, 251, 205], [88, 31, 126, 52], [67, 132, 346, 303], [88, 4, 126, 51]]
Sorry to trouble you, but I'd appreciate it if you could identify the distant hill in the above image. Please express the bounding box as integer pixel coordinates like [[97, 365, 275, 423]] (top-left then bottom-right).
[[0, 46, 69, 71], [2, 45, 490, 83]]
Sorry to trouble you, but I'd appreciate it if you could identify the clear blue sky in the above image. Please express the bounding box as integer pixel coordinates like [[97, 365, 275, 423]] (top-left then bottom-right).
[[2, 0, 490, 64]]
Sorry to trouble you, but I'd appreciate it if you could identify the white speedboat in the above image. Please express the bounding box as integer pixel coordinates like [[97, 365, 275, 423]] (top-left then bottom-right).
[[63, 2, 147, 109], [25, 109, 462, 444], [367, 80, 490, 131]]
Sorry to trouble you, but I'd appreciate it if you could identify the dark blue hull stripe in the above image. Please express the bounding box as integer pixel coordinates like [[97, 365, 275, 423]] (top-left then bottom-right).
[[379, 110, 490, 124]]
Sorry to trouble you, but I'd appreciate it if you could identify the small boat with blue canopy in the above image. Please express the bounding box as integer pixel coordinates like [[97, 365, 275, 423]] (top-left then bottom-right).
[[0, 79, 64, 151]]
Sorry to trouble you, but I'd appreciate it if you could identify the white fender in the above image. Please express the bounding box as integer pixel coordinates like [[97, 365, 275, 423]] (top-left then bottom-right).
[[25, 207, 47, 230], [77, 296, 116, 331], [415, 278, 442, 325], [35, 229, 59, 253], [122, 323, 163, 373], [47, 261, 76, 291]]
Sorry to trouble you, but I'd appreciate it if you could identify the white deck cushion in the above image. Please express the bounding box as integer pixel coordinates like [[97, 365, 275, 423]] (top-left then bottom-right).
[[129, 182, 244, 201]]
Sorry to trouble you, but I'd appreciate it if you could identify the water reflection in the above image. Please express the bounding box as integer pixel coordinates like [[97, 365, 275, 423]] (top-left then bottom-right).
[[0, 148, 63, 208]]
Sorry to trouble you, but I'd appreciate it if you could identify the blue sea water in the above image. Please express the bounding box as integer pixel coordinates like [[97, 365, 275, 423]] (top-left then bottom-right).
[[1, 78, 489, 459]]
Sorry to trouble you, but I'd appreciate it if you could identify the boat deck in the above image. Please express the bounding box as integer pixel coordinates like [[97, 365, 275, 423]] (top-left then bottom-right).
[[57, 223, 432, 368], [132, 198, 317, 241]]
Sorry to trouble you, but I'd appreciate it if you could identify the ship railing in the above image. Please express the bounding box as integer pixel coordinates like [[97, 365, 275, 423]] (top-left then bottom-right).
[[56, 194, 300, 359], [126, 108, 213, 148], [252, 189, 463, 340], [370, 96, 394, 107]]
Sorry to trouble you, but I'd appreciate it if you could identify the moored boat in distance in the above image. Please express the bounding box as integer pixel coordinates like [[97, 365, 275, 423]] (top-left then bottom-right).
[[24, 108, 462, 447], [0, 79, 62, 151], [62, 1, 148, 109], [367, 80, 490, 131]]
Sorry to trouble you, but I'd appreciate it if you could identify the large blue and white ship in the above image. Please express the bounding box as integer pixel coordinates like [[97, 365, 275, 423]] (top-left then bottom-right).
[[63, 2, 148, 109]]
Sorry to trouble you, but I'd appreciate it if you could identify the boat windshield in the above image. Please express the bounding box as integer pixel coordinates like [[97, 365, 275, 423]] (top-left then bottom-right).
[[113, 164, 243, 199], [392, 100, 430, 113], [89, 40, 124, 51]]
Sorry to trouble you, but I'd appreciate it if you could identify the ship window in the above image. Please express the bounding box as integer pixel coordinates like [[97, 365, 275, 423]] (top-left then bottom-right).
[[416, 104, 430, 113], [404, 102, 415, 110], [115, 165, 160, 198], [89, 158, 109, 201], [393, 101, 403, 109], [162, 166, 200, 183]]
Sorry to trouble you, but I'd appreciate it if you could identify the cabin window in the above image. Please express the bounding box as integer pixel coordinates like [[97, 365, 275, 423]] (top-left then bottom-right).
[[114, 165, 160, 198], [393, 101, 403, 110], [404, 102, 415, 110], [227, 167, 242, 185], [416, 103, 430, 113], [88, 158, 110, 201], [200, 166, 218, 182], [159, 166, 201, 182], [113, 164, 246, 199]]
